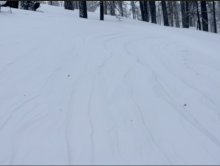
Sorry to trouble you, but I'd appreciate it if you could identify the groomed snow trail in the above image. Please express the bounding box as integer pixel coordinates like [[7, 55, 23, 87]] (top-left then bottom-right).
[[0, 5, 220, 165]]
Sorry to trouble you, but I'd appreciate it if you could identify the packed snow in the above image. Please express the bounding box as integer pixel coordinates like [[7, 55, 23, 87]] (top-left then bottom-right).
[[0, 4, 220, 165]]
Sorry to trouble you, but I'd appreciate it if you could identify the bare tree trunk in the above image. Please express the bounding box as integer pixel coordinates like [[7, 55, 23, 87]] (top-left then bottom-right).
[[143, 1, 149, 22], [213, 1, 217, 33], [100, 1, 104, 20], [161, 1, 169, 26], [185, 1, 189, 28], [167, 1, 174, 27], [188, 2, 193, 27], [113, 1, 116, 16], [110, 1, 115, 16], [64, 1, 74, 10], [195, 1, 201, 30], [139, 1, 145, 21], [149, 1, 156, 23], [118, 1, 123, 17], [181, 1, 186, 28], [207, 2, 213, 32], [131, 1, 136, 19], [157, 2, 162, 24], [79, 1, 87, 18], [201, 1, 208, 31], [173, 1, 180, 27]]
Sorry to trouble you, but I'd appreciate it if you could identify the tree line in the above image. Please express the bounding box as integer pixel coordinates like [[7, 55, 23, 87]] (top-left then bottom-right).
[[47, 1, 220, 34]]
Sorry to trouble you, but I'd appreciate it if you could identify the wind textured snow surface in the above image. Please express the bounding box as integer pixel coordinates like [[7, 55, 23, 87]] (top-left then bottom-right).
[[1, 4, 220, 165]]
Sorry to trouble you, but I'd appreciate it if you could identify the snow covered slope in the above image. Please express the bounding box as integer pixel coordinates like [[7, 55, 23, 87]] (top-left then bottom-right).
[[0, 4, 220, 165]]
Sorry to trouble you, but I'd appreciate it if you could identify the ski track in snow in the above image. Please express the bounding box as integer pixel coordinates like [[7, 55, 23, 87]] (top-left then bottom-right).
[[0, 5, 220, 165]]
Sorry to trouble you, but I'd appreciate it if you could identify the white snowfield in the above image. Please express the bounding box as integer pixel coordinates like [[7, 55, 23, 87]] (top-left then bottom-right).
[[1, 4, 220, 165]]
